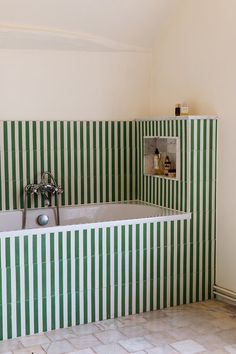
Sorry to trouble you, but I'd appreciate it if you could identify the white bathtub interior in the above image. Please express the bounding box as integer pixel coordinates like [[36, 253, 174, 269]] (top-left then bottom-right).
[[0, 202, 191, 233]]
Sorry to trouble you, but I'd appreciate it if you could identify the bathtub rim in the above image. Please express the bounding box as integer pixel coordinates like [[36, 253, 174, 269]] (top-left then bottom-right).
[[0, 201, 191, 238]]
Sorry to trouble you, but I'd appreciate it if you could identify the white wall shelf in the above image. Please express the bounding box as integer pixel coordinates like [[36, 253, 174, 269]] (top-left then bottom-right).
[[143, 173, 178, 181]]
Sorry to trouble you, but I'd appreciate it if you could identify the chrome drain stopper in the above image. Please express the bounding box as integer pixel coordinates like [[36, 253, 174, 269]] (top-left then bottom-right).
[[37, 214, 49, 226]]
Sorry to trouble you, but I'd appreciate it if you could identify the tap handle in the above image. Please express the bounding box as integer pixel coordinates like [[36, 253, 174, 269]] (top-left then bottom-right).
[[55, 186, 63, 194], [25, 184, 39, 195]]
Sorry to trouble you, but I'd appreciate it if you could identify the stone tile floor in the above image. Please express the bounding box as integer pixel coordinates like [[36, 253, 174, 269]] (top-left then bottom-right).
[[1, 300, 236, 354]]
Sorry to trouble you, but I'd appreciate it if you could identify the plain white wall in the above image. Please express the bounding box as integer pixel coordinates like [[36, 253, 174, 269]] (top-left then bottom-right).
[[151, 0, 236, 292], [0, 49, 151, 121]]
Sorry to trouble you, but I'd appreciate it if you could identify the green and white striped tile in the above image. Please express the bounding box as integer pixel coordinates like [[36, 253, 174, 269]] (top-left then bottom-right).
[[138, 118, 217, 303], [0, 218, 191, 340], [0, 121, 137, 211], [137, 119, 189, 211], [0, 117, 218, 341]]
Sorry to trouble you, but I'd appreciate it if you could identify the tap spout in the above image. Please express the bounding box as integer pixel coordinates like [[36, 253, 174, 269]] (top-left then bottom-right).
[[41, 171, 58, 186]]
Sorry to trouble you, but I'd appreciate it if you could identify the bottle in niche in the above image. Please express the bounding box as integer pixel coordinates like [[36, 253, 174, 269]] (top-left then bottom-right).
[[164, 156, 171, 176], [153, 148, 164, 175]]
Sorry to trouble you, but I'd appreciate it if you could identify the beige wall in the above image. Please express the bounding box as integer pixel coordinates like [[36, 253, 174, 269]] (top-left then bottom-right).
[[0, 0, 178, 48], [151, 0, 236, 292], [0, 49, 151, 121], [1, 0, 235, 293]]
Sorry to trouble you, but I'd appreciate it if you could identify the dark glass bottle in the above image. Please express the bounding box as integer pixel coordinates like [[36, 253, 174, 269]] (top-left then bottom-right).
[[175, 104, 181, 116]]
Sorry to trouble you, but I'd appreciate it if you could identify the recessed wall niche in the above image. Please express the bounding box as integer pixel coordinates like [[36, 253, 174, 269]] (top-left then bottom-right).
[[144, 136, 180, 180]]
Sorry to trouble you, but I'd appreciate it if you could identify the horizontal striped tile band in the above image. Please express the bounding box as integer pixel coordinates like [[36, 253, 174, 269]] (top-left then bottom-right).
[[0, 118, 217, 340]]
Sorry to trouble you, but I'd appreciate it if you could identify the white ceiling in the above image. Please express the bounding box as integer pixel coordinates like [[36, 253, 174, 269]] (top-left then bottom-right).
[[0, 0, 179, 50]]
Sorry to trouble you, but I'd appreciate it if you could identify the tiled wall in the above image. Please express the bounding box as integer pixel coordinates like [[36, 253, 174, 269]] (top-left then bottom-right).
[[137, 119, 188, 210], [0, 219, 189, 340], [137, 118, 218, 301], [0, 119, 217, 221], [0, 121, 137, 211], [0, 117, 217, 341]]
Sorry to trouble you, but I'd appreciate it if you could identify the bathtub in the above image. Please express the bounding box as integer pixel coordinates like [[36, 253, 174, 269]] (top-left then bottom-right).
[[0, 202, 192, 341], [0, 201, 190, 234]]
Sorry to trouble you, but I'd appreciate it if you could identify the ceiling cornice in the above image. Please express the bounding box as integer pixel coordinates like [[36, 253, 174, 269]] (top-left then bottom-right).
[[0, 23, 151, 52]]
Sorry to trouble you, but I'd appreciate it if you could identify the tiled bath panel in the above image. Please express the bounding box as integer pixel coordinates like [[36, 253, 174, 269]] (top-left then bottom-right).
[[0, 219, 192, 341], [1, 300, 236, 354]]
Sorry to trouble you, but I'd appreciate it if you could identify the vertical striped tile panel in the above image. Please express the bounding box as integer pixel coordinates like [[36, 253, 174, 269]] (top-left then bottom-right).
[[188, 119, 217, 302], [0, 121, 137, 211], [138, 118, 218, 303], [138, 119, 189, 211], [0, 219, 190, 340]]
